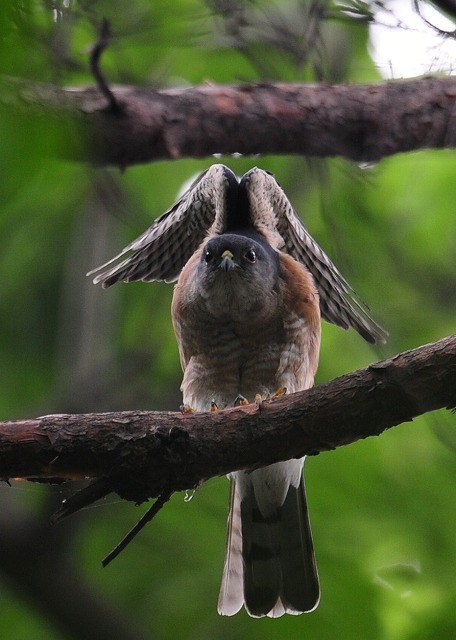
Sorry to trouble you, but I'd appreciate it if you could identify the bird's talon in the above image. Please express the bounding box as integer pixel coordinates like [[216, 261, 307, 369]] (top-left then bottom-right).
[[234, 394, 249, 407], [271, 386, 287, 400], [180, 404, 195, 414], [210, 400, 219, 412]]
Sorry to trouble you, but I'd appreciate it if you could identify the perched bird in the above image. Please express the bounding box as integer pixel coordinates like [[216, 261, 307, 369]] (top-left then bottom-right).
[[89, 164, 386, 618]]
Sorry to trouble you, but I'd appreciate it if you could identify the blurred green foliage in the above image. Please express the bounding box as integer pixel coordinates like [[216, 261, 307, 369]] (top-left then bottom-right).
[[0, 1, 455, 639]]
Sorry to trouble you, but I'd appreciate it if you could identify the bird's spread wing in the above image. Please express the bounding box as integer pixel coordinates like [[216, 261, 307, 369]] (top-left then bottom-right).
[[88, 164, 238, 287], [89, 163, 386, 344], [241, 168, 388, 344]]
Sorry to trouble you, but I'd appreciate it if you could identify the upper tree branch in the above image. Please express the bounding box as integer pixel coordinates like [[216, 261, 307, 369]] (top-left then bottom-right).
[[0, 335, 454, 503], [89, 18, 122, 115], [2, 75, 456, 166]]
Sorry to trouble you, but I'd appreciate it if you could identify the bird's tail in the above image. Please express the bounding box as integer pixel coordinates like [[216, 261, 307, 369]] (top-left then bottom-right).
[[217, 462, 320, 618]]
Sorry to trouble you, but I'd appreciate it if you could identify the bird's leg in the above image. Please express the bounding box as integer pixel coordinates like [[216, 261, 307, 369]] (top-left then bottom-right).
[[234, 394, 249, 407]]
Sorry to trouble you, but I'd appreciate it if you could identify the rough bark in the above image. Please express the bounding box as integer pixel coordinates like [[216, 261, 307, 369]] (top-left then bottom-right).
[[0, 335, 454, 503], [2, 75, 456, 167]]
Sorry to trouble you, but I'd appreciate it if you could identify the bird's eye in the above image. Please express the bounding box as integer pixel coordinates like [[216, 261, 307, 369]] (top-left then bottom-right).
[[204, 249, 213, 263], [245, 249, 256, 263]]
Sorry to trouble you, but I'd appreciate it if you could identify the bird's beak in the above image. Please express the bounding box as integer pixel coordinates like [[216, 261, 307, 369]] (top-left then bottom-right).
[[219, 249, 236, 272]]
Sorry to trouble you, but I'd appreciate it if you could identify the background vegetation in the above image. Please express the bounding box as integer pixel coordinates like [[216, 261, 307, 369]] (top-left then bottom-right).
[[0, 1, 455, 638]]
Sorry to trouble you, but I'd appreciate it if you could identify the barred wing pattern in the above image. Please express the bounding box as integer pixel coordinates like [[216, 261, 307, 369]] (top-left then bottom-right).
[[89, 164, 386, 344], [88, 165, 234, 286], [241, 168, 387, 344]]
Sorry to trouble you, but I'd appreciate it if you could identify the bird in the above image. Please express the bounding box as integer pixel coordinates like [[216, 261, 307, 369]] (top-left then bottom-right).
[[89, 164, 387, 618]]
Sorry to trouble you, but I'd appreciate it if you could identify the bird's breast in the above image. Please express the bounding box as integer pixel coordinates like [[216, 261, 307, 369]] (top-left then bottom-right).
[[179, 313, 286, 411]]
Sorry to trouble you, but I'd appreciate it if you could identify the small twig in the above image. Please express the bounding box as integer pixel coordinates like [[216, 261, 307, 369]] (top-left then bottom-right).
[[90, 18, 122, 113], [102, 490, 174, 567], [51, 477, 115, 524]]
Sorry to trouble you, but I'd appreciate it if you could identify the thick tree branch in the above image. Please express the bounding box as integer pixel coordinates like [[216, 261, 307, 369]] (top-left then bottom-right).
[[0, 335, 454, 503], [2, 75, 456, 166]]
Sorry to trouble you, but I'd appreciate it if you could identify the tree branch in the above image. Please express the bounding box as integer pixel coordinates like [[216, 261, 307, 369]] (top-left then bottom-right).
[[2, 75, 456, 166], [1, 335, 454, 504]]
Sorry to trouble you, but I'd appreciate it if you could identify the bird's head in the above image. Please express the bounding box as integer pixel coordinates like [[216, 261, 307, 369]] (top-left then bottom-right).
[[196, 231, 280, 322]]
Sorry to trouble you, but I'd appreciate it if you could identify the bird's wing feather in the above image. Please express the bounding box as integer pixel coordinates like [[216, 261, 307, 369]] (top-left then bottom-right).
[[88, 164, 237, 287], [218, 478, 247, 617], [242, 167, 387, 344]]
